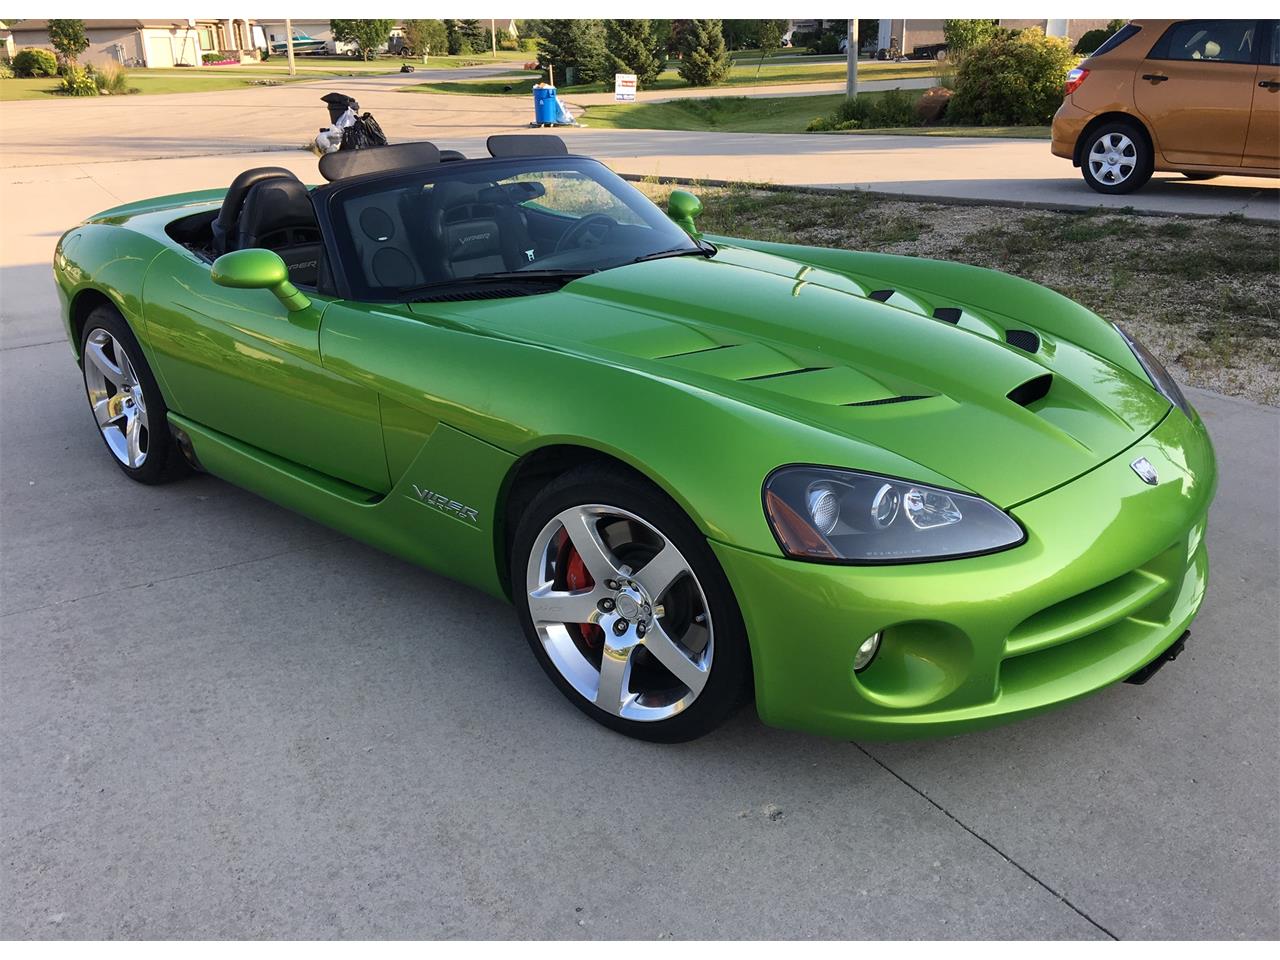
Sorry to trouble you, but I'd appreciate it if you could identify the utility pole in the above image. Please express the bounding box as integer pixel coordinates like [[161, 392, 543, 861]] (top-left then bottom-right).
[[491, 20, 497, 58], [284, 17, 296, 77], [845, 19, 858, 98]]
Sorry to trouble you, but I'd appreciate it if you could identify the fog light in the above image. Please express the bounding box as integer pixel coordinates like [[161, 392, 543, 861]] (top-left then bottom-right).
[[854, 631, 882, 672]]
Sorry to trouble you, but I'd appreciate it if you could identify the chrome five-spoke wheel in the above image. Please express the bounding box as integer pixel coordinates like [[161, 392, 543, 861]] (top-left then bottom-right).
[[83, 327, 149, 469], [525, 504, 713, 722], [1088, 132, 1137, 186]]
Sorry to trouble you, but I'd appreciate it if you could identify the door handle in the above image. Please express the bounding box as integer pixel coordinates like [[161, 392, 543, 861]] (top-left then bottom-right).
[[1141, 73, 1169, 83], [1260, 80, 1280, 90]]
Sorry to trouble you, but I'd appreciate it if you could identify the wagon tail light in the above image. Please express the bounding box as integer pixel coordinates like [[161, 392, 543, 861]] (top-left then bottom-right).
[[1064, 68, 1089, 96]]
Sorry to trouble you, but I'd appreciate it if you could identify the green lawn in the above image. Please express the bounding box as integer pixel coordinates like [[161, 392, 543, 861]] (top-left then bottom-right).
[[402, 58, 938, 97], [0, 71, 348, 100], [581, 94, 854, 133]]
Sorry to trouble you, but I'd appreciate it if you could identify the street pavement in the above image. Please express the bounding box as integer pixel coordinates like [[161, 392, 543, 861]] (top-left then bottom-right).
[[1, 66, 1278, 940], [2, 67, 1276, 219]]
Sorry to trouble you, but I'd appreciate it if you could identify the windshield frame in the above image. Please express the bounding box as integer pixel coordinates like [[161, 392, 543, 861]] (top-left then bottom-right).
[[312, 155, 700, 302]]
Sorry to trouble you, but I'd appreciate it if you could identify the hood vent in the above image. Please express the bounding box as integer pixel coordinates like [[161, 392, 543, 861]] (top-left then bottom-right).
[[741, 366, 828, 382], [868, 289, 894, 302], [1008, 374, 1052, 408], [1005, 329, 1041, 353], [413, 286, 535, 303], [933, 307, 961, 324], [844, 394, 929, 407], [656, 343, 736, 360]]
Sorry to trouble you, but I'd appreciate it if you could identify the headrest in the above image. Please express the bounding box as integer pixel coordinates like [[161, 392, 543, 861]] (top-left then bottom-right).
[[439, 149, 468, 162], [445, 218, 502, 261], [214, 167, 299, 253], [319, 141, 441, 182], [487, 134, 568, 158], [1203, 39, 1220, 58], [236, 178, 317, 249]]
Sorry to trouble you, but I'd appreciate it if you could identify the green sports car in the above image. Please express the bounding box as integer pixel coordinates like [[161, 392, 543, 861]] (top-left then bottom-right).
[[53, 135, 1216, 743]]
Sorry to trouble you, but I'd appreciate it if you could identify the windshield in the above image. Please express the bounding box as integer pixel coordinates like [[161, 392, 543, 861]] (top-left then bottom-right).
[[325, 157, 702, 300]]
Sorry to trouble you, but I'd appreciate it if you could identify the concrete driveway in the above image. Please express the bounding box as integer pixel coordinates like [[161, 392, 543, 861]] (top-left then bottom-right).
[[1, 71, 1278, 939]]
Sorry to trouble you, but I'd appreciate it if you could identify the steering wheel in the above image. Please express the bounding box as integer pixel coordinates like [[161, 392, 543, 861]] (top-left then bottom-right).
[[554, 213, 616, 253]]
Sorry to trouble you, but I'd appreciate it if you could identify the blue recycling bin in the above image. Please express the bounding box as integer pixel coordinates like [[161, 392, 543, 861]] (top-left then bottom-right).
[[533, 85, 559, 126]]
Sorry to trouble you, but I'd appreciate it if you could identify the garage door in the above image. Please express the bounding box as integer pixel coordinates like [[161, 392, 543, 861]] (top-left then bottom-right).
[[145, 33, 174, 68]]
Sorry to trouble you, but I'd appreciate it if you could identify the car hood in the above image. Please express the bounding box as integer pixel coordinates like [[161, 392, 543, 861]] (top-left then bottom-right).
[[409, 245, 1169, 507]]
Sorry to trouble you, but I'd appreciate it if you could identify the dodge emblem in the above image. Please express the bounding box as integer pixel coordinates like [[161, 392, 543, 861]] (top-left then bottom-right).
[[1130, 457, 1158, 485]]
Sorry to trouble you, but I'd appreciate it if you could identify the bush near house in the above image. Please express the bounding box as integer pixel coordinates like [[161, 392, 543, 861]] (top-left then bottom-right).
[[12, 47, 59, 77], [948, 28, 1077, 125], [1075, 20, 1128, 54], [57, 65, 98, 95]]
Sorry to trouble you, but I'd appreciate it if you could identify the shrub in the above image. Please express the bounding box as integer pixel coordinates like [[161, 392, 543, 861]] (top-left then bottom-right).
[[58, 66, 98, 96], [943, 19, 1001, 52], [678, 19, 732, 87], [13, 48, 59, 77], [948, 28, 1077, 126], [0, 62, 12, 80], [89, 62, 130, 95], [201, 52, 224, 64], [1073, 28, 1111, 54], [807, 88, 921, 131]]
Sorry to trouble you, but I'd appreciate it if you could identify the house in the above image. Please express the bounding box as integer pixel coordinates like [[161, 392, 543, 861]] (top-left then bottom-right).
[[876, 19, 1114, 56], [1, 21, 15, 61], [4, 19, 264, 68]]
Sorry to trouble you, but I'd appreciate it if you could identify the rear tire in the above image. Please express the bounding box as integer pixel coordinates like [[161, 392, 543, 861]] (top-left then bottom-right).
[[511, 465, 751, 742], [79, 304, 189, 485], [1080, 120, 1153, 194]]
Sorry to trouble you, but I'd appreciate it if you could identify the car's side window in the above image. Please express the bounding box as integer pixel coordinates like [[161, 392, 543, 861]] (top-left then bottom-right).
[[1151, 20, 1257, 64]]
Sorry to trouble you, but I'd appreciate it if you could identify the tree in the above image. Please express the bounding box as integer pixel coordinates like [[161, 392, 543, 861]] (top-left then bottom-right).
[[949, 28, 1077, 125], [677, 19, 731, 88], [48, 19, 89, 67], [604, 20, 663, 86], [755, 19, 787, 79], [536, 19, 607, 85], [943, 19, 1001, 53], [401, 19, 446, 57], [330, 19, 393, 60], [458, 18, 488, 53]]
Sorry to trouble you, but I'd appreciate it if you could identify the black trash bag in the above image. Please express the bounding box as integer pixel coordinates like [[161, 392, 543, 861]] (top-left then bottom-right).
[[339, 112, 389, 151]]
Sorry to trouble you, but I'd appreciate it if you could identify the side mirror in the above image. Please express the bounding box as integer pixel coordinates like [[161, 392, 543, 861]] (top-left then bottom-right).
[[211, 248, 310, 312], [667, 189, 703, 238]]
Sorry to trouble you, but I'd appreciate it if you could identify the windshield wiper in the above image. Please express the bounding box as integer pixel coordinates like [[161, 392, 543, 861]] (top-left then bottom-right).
[[402, 268, 595, 299], [630, 241, 716, 265]]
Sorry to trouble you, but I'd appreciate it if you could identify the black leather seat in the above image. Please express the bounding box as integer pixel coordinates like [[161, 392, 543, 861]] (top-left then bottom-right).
[[212, 166, 296, 255], [421, 180, 534, 279], [232, 177, 323, 286]]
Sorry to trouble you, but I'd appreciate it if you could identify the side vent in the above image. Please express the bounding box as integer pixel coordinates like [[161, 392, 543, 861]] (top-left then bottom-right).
[[933, 307, 962, 324], [868, 289, 894, 302], [741, 367, 828, 382], [1007, 374, 1052, 408], [1005, 329, 1041, 353], [844, 395, 929, 407]]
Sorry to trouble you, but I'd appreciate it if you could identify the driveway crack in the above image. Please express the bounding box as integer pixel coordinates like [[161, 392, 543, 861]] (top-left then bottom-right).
[[854, 743, 1120, 940]]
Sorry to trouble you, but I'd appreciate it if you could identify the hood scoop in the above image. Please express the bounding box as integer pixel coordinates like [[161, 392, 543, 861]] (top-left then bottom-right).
[[1005, 329, 1041, 353], [1008, 373, 1053, 408], [845, 394, 931, 407]]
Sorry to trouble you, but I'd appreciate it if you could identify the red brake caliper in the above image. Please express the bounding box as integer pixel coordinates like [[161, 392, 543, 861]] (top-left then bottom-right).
[[559, 531, 605, 650]]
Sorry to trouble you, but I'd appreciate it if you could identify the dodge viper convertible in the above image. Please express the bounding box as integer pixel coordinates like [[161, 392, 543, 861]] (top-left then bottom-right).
[[53, 135, 1216, 743]]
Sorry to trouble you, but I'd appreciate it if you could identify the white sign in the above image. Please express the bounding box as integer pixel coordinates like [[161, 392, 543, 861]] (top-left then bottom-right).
[[614, 73, 637, 102]]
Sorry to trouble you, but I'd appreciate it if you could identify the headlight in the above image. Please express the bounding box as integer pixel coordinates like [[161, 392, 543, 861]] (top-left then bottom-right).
[[763, 466, 1024, 563], [1113, 323, 1192, 418]]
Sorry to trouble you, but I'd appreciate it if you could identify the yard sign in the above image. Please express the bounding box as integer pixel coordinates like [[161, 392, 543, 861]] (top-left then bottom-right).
[[614, 73, 637, 102]]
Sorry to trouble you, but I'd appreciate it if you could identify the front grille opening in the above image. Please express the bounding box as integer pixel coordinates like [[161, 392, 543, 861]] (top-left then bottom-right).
[[844, 394, 930, 407], [933, 307, 962, 324], [1007, 374, 1052, 407], [1005, 329, 1041, 352]]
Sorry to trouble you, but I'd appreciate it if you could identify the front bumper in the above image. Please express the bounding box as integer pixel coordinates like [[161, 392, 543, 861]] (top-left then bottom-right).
[[714, 407, 1216, 741]]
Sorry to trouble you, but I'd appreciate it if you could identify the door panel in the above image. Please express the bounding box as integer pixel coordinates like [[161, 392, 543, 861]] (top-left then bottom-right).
[[1135, 20, 1260, 166], [142, 248, 391, 493], [1244, 23, 1280, 169]]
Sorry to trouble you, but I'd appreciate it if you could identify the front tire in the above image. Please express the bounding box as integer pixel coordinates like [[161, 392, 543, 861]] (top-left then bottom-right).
[[511, 466, 751, 742], [79, 304, 188, 485], [1080, 121, 1153, 194]]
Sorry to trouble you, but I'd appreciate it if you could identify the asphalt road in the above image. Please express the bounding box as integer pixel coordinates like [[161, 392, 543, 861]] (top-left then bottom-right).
[[2, 66, 1276, 219], [1, 67, 1278, 940]]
